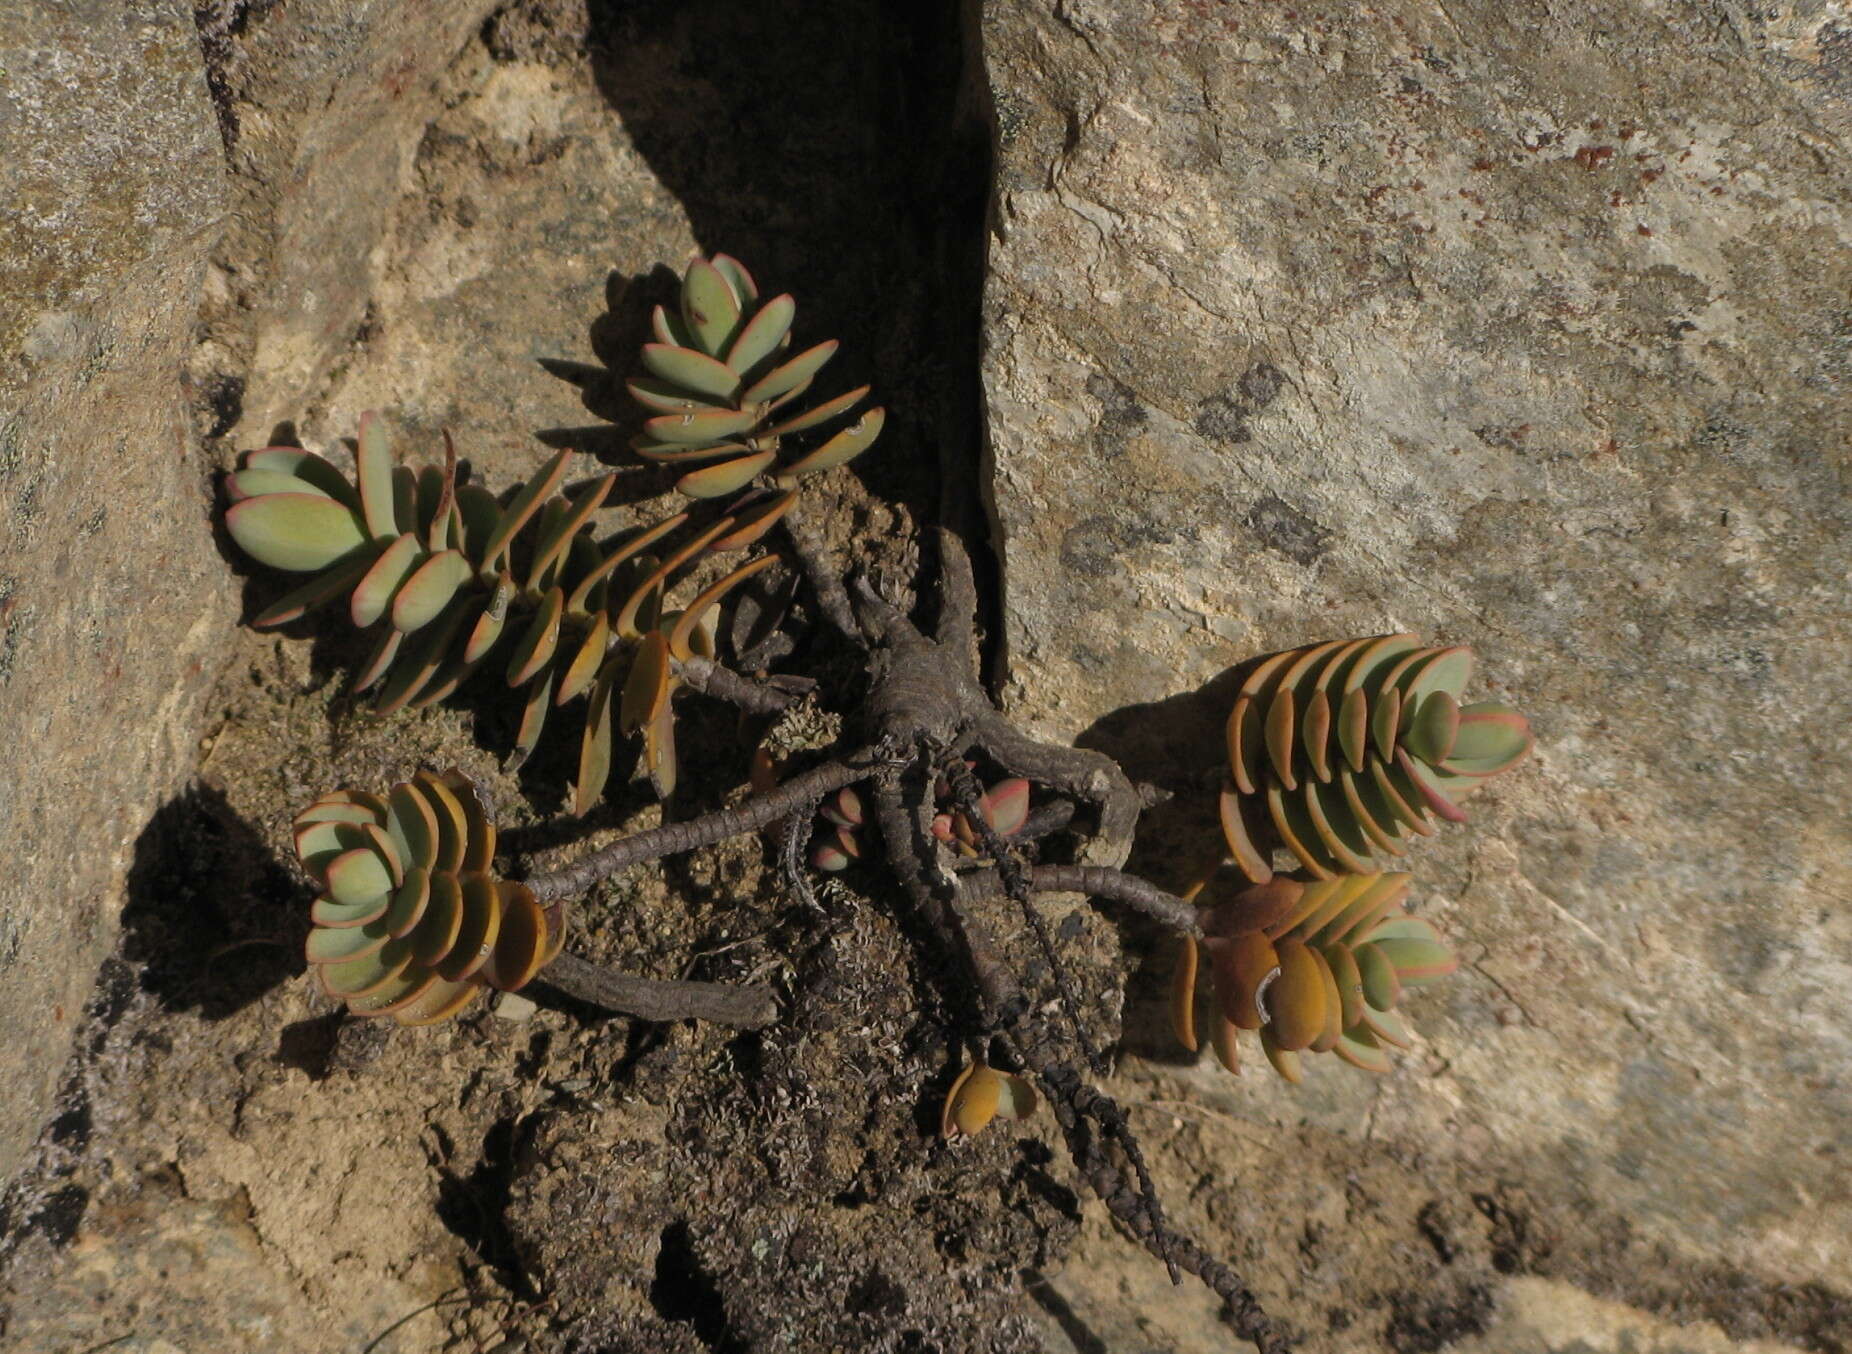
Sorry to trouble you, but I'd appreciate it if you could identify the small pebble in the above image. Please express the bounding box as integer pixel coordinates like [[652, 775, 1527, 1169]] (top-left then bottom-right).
[[492, 992, 537, 1023]]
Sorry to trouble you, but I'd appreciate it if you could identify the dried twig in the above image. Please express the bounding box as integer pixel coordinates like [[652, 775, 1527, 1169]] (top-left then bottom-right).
[[534, 951, 777, 1028], [525, 751, 879, 902]]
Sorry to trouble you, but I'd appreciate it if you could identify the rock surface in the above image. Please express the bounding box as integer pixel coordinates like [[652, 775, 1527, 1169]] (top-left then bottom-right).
[[5, 2, 1851, 1352], [0, 1, 231, 1183], [982, 0, 1852, 1343]]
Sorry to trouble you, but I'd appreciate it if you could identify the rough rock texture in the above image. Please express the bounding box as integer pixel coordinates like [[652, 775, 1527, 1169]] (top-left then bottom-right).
[[4, 4, 1037, 1352], [0, 1, 232, 1183], [982, 0, 1852, 1347], [7, 2, 1852, 1352]]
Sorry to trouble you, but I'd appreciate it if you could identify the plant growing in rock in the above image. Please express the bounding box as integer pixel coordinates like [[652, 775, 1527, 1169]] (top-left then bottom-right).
[[224, 253, 1533, 1354], [627, 252, 885, 493], [223, 256, 882, 812], [294, 764, 774, 1030], [1168, 871, 1459, 1082], [1217, 636, 1531, 881]]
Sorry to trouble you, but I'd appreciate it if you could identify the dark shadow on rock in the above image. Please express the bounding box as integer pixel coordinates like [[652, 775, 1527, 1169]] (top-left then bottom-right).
[[435, 1113, 537, 1299], [1074, 661, 1256, 1064], [1024, 1271, 1111, 1354], [119, 781, 306, 1020], [573, 0, 994, 539]]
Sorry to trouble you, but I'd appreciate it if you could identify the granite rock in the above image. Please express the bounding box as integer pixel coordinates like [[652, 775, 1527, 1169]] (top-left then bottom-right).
[[981, 0, 1852, 1329], [0, 0, 231, 1184], [0, 0, 502, 1186]]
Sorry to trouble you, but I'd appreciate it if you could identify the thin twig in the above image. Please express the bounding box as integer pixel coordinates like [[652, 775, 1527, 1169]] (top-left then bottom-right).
[[782, 510, 863, 644], [676, 656, 809, 715], [533, 951, 777, 1028], [942, 757, 1103, 1075], [869, 763, 1022, 1028], [777, 793, 821, 912], [524, 750, 879, 901], [1013, 1042, 1288, 1350], [956, 865, 1204, 936]]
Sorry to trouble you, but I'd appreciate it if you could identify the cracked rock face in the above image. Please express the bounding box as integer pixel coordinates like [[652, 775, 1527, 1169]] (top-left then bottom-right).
[[0, 0, 233, 1182], [982, 0, 1852, 1342]]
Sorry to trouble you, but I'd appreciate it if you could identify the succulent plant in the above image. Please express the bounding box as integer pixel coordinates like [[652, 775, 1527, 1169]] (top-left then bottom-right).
[[224, 413, 780, 809], [294, 768, 565, 1024], [1169, 871, 1457, 1082], [629, 253, 884, 502], [941, 1060, 1039, 1138], [1217, 635, 1532, 882], [809, 773, 1029, 871]]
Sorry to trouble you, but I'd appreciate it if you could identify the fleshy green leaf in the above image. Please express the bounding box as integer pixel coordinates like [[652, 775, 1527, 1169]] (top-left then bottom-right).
[[325, 847, 393, 906], [651, 302, 696, 349], [620, 631, 672, 735], [479, 450, 573, 575], [710, 489, 798, 552], [527, 475, 614, 592], [628, 377, 725, 414], [410, 874, 463, 967], [463, 572, 516, 664], [356, 410, 398, 540], [642, 344, 741, 401], [677, 451, 770, 500], [242, 447, 362, 510], [437, 874, 502, 982], [556, 611, 611, 704], [682, 257, 743, 356], [350, 532, 426, 628], [386, 783, 438, 873], [507, 586, 564, 687], [507, 666, 554, 773], [1374, 936, 1457, 985], [381, 868, 430, 938], [230, 468, 333, 502], [1402, 689, 1461, 765], [251, 549, 376, 629], [762, 385, 867, 438], [777, 406, 885, 479], [227, 494, 369, 572], [710, 254, 758, 306], [306, 917, 391, 966], [572, 667, 614, 815], [391, 550, 473, 634], [725, 293, 795, 375], [642, 408, 761, 446], [1353, 941, 1402, 1011], [666, 554, 779, 660], [740, 340, 837, 405], [1264, 939, 1326, 1052]]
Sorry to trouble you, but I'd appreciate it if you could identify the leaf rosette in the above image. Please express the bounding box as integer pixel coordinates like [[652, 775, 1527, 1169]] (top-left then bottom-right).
[[225, 414, 780, 809], [1217, 635, 1532, 881], [628, 254, 884, 503], [294, 769, 565, 1024], [1169, 872, 1458, 1082]]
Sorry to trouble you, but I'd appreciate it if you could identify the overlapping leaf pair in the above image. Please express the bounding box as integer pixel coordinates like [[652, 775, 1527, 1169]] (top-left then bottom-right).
[[224, 413, 779, 810], [629, 253, 885, 501], [1218, 636, 1532, 881], [941, 1061, 1039, 1138], [295, 769, 563, 1025], [808, 774, 1030, 872], [1170, 872, 1457, 1082]]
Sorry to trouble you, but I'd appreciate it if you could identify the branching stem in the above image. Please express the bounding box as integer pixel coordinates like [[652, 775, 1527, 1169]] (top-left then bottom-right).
[[525, 750, 879, 901], [957, 865, 1204, 936], [534, 951, 777, 1029], [675, 656, 809, 715]]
